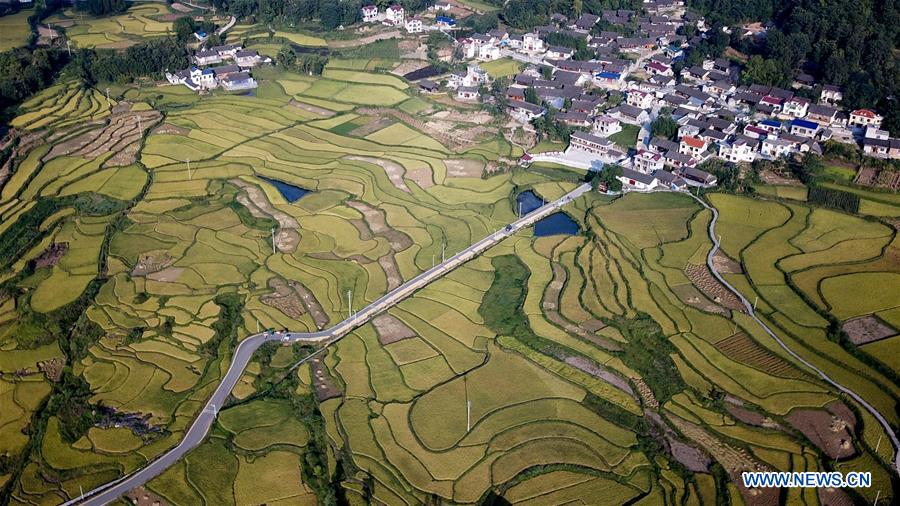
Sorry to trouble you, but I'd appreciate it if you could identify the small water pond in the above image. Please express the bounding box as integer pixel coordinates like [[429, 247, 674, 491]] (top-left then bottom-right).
[[515, 190, 580, 237], [261, 177, 311, 203]]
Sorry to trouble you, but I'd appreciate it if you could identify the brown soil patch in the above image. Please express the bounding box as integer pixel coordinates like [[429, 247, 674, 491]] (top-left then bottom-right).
[[712, 251, 742, 274], [310, 356, 341, 401], [345, 155, 410, 192], [348, 116, 393, 137], [349, 219, 373, 241], [444, 158, 484, 178], [261, 278, 307, 320], [289, 99, 335, 117], [356, 107, 464, 149], [668, 415, 778, 506], [372, 314, 416, 345], [290, 281, 329, 330], [37, 358, 64, 382], [667, 437, 711, 472], [158, 13, 188, 21], [785, 403, 856, 459], [842, 315, 896, 345], [34, 242, 68, 269], [126, 486, 170, 506], [671, 283, 729, 316], [406, 167, 434, 188], [347, 201, 412, 251], [759, 169, 802, 186], [378, 254, 403, 291], [46, 109, 161, 167], [715, 332, 811, 380], [818, 486, 854, 506], [146, 267, 184, 283], [726, 404, 780, 429], [328, 30, 401, 49], [632, 378, 658, 409], [684, 263, 744, 310], [152, 123, 190, 136], [132, 253, 175, 276], [232, 179, 300, 253], [563, 356, 634, 396], [170, 2, 194, 12], [391, 60, 431, 77]]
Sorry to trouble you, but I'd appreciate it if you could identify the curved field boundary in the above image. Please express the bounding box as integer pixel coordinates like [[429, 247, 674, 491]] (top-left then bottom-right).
[[687, 191, 900, 478]]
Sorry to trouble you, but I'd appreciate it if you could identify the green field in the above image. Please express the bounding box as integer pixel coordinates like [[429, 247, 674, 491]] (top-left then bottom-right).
[[0, 8, 32, 51], [0, 58, 897, 506], [45, 4, 172, 49], [478, 57, 524, 77]]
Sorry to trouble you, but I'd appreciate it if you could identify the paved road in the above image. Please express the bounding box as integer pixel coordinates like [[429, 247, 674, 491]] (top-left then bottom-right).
[[66, 184, 592, 505], [687, 191, 900, 478], [217, 16, 236, 36]]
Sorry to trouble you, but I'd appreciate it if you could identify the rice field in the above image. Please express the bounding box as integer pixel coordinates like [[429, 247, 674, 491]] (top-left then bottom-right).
[[45, 5, 174, 49], [0, 63, 897, 506], [0, 8, 32, 51]]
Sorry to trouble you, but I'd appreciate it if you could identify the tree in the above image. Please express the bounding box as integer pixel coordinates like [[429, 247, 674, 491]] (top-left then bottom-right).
[[524, 86, 540, 105], [650, 114, 678, 140], [173, 16, 196, 42], [698, 159, 740, 191]]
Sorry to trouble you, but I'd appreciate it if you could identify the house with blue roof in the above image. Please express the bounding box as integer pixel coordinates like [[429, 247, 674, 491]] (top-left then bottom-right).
[[790, 118, 820, 138], [436, 16, 456, 28]]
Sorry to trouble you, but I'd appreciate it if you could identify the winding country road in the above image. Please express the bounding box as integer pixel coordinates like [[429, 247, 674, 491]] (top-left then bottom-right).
[[687, 192, 900, 479], [66, 184, 592, 506]]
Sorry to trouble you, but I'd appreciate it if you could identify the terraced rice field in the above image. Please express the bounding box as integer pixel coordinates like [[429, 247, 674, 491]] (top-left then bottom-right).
[[0, 8, 33, 51], [0, 64, 897, 506], [44, 4, 173, 49]]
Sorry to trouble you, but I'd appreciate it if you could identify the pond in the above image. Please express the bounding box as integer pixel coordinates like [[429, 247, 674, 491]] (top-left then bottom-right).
[[261, 177, 311, 203], [515, 190, 580, 237]]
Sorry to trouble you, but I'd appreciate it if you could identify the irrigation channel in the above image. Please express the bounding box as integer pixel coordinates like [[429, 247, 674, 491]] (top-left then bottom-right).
[[67, 184, 592, 505]]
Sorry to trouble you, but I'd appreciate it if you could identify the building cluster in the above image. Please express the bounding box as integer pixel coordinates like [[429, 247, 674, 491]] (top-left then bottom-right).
[[435, 2, 899, 190], [166, 43, 269, 92], [360, 2, 459, 34]]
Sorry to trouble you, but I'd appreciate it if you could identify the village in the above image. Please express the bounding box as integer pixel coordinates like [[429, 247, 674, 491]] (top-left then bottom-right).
[[162, 0, 899, 192]]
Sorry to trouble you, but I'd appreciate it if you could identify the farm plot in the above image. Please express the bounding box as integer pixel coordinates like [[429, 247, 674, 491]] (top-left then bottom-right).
[[0, 8, 33, 51], [45, 5, 173, 49]]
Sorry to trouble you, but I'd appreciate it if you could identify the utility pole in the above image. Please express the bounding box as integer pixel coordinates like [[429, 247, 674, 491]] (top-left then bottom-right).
[[873, 490, 880, 506], [441, 240, 446, 263], [753, 296, 758, 311], [518, 200, 523, 217], [466, 400, 471, 432], [875, 435, 882, 454], [66, 40, 71, 57], [136, 114, 142, 134], [105, 87, 110, 108], [271, 228, 276, 254], [347, 290, 352, 319], [186, 158, 191, 180]]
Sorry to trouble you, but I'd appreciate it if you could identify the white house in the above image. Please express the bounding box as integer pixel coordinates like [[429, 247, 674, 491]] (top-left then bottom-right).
[[211, 44, 242, 59], [194, 50, 221, 66], [634, 150, 664, 173], [361, 4, 379, 22], [432, 0, 452, 11], [235, 50, 262, 67], [570, 131, 616, 155], [618, 168, 659, 190], [386, 4, 405, 25], [593, 115, 622, 137], [761, 137, 792, 158], [191, 67, 216, 89], [789, 118, 819, 138], [849, 109, 883, 129], [679, 136, 707, 157], [546, 46, 574, 59], [478, 44, 500, 60], [718, 138, 756, 163], [626, 89, 654, 109], [781, 97, 809, 118], [405, 18, 423, 33], [221, 71, 258, 91], [456, 86, 479, 101], [820, 85, 842, 105], [523, 32, 545, 52]]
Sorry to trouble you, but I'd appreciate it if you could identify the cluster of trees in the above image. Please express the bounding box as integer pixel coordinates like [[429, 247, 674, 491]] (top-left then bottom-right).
[[491, 0, 641, 29], [544, 31, 594, 60], [276, 45, 328, 75], [0, 48, 65, 117], [212, 0, 431, 30], [173, 16, 219, 44], [76, 0, 126, 16], [530, 109, 572, 141], [71, 37, 191, 85], [649, 113, 678, 140], [590, 163, 623, 191], [688, 0, 900, 133]]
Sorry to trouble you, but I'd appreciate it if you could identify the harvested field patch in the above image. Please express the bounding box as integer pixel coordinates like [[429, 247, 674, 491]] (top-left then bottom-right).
[[444, 158, 484, 178], [842, 315, 896, 345], [785, 405, 856, 459], [261, 278, 307, 320], [714, 332, 810, 380], [684, 263, 744, 310], [310, 355, 341, 401], [345, 155, 410, 192], [372, 314, 416, 344]]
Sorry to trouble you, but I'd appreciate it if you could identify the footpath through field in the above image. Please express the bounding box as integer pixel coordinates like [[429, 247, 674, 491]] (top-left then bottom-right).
[[67, 183, 592, 506], [686, 191, 900, 479]]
